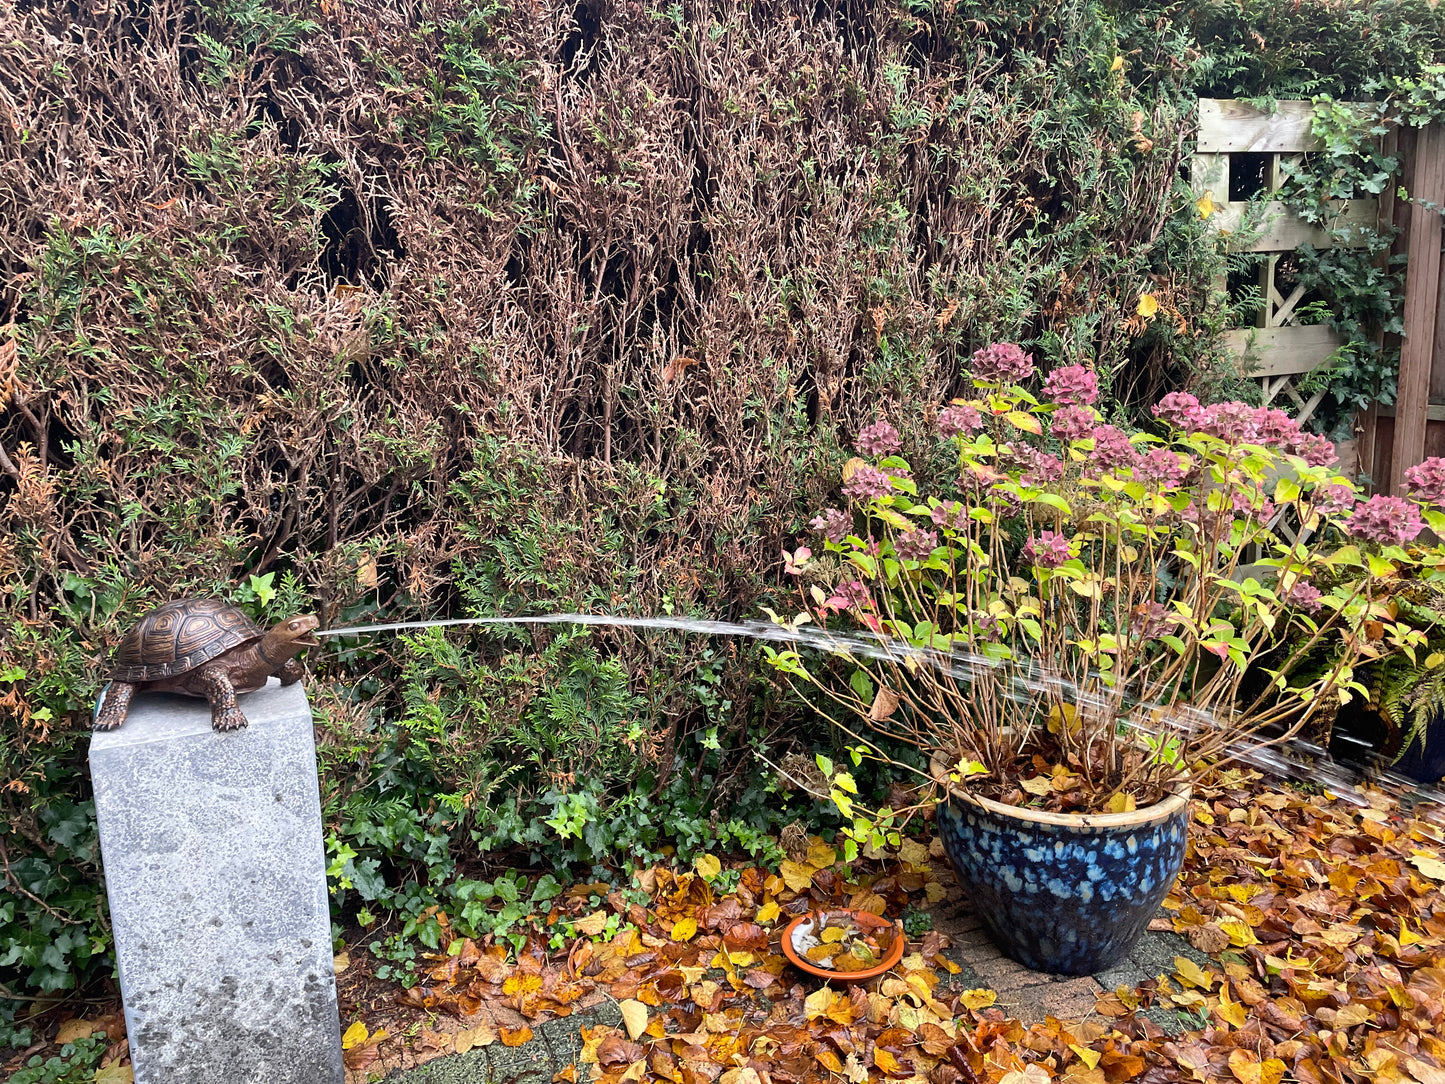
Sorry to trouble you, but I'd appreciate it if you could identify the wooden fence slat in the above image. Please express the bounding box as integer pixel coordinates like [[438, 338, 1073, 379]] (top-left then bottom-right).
[[1376, 404, 1445, 422], [1223, 325, 1342, 376], [1198, 99, 1371, 154], [1390, 121, 1445, 492], [1211, 198, 1378, 252]]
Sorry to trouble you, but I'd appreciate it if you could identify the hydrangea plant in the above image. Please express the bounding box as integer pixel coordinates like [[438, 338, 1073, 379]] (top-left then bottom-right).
[[766, 344, 1445, 841]]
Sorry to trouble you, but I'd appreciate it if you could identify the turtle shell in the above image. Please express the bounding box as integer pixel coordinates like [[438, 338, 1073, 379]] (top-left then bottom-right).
[[110, 598, 264, 682]]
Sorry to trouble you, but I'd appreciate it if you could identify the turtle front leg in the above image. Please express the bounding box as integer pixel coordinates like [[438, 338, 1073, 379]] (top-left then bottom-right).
[[277, 657, 305, 686], [93, 682, 135, 731], [197, 667, 248, 732]]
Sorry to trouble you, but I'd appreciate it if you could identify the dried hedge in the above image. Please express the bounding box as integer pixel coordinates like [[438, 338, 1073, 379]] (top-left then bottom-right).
[[2, 0, 1440, 997]]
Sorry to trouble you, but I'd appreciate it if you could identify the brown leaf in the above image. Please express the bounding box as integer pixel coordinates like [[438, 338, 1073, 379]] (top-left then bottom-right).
[[1186, 924, 1230, 954], [870, 686, 901, 722], [55, 1019, 95, 1044], [935, 299, 960, 331], [723, 922, 769, 952], [661, 356, 699, 384]]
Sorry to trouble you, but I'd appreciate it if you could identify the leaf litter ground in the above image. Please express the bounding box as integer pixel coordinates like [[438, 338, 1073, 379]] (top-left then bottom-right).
[[11, 771, 1444, 1084]]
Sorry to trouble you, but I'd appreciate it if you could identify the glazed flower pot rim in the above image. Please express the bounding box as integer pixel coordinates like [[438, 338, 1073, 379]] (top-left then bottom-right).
[[946, 781, 1192, 830]]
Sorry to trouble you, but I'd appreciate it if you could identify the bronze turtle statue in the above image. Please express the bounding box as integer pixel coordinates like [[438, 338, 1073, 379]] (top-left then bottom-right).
[[93, 598, 320, 732]]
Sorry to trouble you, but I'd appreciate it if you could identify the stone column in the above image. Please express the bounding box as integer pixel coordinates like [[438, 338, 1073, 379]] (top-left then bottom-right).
[[89, 679, 344, 1084]]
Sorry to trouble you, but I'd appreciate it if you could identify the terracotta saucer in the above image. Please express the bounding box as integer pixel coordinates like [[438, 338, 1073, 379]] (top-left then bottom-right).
[[780, 908, 905, 982]]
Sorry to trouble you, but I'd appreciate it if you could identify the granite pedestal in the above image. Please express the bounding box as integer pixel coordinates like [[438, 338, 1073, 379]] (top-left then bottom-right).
[[89, 678, 343, 1084]]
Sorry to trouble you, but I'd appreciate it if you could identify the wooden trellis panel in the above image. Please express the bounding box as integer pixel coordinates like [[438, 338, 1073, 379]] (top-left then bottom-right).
[[1192, 100, 1378, 432]]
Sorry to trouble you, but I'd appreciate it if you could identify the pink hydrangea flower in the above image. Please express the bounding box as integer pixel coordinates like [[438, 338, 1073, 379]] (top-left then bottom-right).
[[971, 342, 1035, 384], [1347, 495, 1424, 546], [1136, 448, 1187, 488], [969, 611, 1003, 641], [1254, 407, 1301, 447], [856, 420, 902, 457], [931, 501, 969, 531], [824, 580, 873, 612], [991, 488, 1024, 518], [1051, 405, 1095, 442], [1312, 483, 1355, 516], [1283, 580, 1324, 614], [809, 507, 850, 543], [1003, 445, 1063, 485], [1197, 401, 1261, 444], [1091, 425, 1138, 470], [1405, 457, 1445, 506], [1293, 432, 1336, 467], [1041, 365, 1100, 406], [1152, 392, 1203, 429], [1129, 602, 1177, 640], [938, 403, 983, 438], [1024, 530, 1071, 569], [896, 529, 938, 561], [843, 465, 892, 502]]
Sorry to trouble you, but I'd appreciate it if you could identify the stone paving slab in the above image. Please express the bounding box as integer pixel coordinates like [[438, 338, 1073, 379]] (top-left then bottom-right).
[[383, 888, 1208, 1084]]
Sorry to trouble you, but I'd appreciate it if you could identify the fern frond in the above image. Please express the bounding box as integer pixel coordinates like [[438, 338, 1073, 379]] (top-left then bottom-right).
[[1398, 668, 1445, 763]]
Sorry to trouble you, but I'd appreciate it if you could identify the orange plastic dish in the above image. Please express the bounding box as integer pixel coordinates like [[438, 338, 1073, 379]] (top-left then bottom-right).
[[780, 909, 905, 982]]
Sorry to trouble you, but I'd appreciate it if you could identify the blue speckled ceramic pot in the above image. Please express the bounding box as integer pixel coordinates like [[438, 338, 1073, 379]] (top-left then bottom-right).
[[936, 784, 1191, 975]]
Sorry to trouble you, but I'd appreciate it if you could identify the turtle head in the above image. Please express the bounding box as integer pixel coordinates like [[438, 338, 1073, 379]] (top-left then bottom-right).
[[265, 614, 322, 656]]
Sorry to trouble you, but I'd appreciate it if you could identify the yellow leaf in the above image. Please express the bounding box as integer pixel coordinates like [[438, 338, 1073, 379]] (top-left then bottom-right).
[[1111, 55, 1124, 71], [1409, 853, 1445, 881], [959, 988, 997, 1010], [342, 1021, 370, 1049], [898, 839, 930, 866], [455, 1023, 497, 1053], [574, 910, 609, 936], [1105, 792, 1137, 814], [1005, 410, 1042, 435], [93, 1068, 134, 1084], [1217, 988, 1247, 1028], [804, 987, 835, 1020], [1260, 1060, 1287, 1084], [1070, 1046, 1102, 1070], [1229, 1050, 1262, 1084], [925, 881, 947, 904], [874, 1050, 906, 1076], [1136, 293, 1159, 318], [756, 899, 781, 924], [1020, 775, 1053, 796], [671, 917, 698, 941], [1196, 193, 1217, 219], [333, 952, 351, 975], [822, 927, 849, 943], [817, 1050, 846, 1074], [1217, 917, 1259, 947], [694, 854, 722, 880], [779, 860, 816, 892], [500, 1026, 534, 1047], [1174, 956, 1215, 989], [503, 973, 543, 997], [619, 999, 649, 1041], [1333, 1003, 1373, 1027], [806, 838, 838, 868]]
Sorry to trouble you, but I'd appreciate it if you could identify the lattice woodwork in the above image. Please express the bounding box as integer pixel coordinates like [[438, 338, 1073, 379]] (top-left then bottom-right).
[[1192, 100, 1376, 431]]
